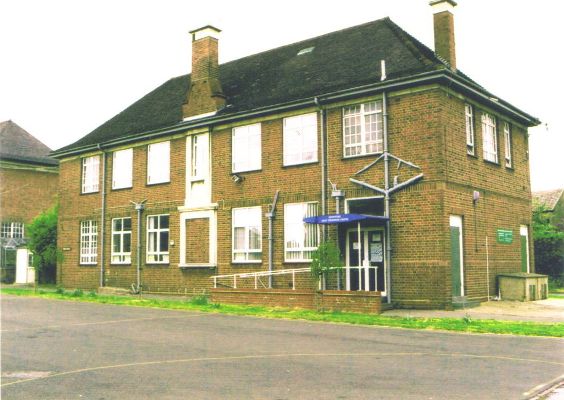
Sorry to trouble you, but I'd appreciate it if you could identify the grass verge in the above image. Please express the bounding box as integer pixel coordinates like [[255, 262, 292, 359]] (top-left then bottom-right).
[[2, 286, 563, 338]]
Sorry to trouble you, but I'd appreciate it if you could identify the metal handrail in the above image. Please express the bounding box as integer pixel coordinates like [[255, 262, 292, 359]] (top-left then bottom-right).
[[211, 267, 311, 290]]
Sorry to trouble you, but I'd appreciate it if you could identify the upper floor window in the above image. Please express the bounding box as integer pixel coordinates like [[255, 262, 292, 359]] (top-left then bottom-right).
[[283, 113, 317, 166], [147, 141, 170, 185], [147, 214, 169, 263], [284, 202, 319, 262], [481, 113, 498, 163], [503, 122, 512, 168], [111, 217, 132, 264], [343, 101, 383, 157], [232, 123, 261, 173], [82, 155, 100, 193], [80, 220, 98, 264], [112, 148, 133, 189], [1, 222, 24, 238], [465, 104, 475, 155], [190, 134, 207, 180], [232, 207, 262, 262]]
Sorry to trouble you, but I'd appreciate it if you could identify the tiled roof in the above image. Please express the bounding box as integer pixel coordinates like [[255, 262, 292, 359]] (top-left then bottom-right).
[[53, 17, 537, 156], [0, 120, 58, 166], [533, 189, 564, 211]]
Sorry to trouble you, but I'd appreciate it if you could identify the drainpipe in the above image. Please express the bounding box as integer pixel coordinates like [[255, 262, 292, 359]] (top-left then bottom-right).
[[382, 90, 392, 305], [266, 190, 279, 288], [97, 144, 107, 288], [315, 97, 327, 241], [130, 200, 146, 293]]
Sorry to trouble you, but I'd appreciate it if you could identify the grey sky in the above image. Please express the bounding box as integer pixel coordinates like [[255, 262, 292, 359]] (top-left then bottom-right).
[[1, 0, 561, 190]]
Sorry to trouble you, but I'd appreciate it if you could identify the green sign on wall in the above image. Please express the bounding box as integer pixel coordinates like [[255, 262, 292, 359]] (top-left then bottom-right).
[[497, 229, 513, 244]]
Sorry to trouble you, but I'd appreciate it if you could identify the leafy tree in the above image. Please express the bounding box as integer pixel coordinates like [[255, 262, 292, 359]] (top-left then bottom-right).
[[532, 204, 564, 284], [26, 205, 60, 284], [310, 241, 343, 290]]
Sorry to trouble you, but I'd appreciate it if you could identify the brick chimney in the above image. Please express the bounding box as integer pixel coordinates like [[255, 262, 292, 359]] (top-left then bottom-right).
[[182, 25, 226, 120], [430, 0, 457, 69]]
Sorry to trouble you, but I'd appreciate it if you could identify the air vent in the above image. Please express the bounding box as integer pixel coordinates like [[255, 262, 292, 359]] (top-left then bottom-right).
[[297, 46, 314, 56]]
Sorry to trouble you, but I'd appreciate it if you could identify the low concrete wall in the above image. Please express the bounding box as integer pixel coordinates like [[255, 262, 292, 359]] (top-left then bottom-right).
[[210, 288, 381, 314]]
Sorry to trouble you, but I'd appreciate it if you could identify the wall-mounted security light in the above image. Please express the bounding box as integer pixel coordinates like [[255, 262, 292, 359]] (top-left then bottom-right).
[[231, 174, 243, 183]]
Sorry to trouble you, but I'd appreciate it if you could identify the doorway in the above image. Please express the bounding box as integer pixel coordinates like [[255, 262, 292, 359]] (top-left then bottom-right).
[[449, 215, 464, 297], [345, 228, 385, 294]]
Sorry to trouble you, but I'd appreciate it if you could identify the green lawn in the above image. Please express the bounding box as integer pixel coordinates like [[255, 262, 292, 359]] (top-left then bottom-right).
[[2, 286, 563, 338]]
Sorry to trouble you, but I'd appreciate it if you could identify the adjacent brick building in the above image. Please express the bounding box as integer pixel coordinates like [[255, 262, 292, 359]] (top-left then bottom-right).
[[51, 1, 539, 309], [0, 120, 59, 283]]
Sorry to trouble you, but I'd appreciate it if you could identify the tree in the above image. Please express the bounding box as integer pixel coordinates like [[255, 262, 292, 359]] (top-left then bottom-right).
[[532, 204, 564, 284], [310, 241, 343, 290], [26, 205, 60, 284]]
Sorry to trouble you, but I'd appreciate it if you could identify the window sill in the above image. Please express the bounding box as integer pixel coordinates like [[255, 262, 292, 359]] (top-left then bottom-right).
[[110, 263, 132, 266], [111, 186, 133, 192], [146, 181, 170, 187], [232, 168, 262, 175], [282, 160, 319, 169], [483, 159, 500, 167], [231, 261, 263, 266], [179, 263, 216, 269], [146, 262, 170, 266], [283, 260, 312, 264], [80, 190, 100, 196], [341, 152, 382, 161], [466, 152, 478, 159], [79, 263, 97, 266]]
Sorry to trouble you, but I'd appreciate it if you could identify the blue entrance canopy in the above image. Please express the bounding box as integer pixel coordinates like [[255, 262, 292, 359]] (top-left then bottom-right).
[[303, 213, 388, 225]]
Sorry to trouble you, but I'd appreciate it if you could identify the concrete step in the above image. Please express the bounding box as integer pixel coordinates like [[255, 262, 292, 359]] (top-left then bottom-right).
[[452, 296, 480, 310]]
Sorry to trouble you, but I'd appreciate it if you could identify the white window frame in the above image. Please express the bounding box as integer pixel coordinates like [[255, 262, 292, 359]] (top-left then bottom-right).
[[232, 123, 261, 173], [283, 113, 318, 166], [1, 222, 24, 238], [81, 155, 100, 193], [146, 214, 169, 264], [80, 220, 98, 265], [284, 202, 319, 262], [232, 207, 262, 263], [112, 148, 133, 189], [343, 101, 383, 157], [503, 122, 512, 168], [465, 104, 475, 155], [111, 217, 132, 264], [147, 141, 170, 185], [482, 113, 498, 163]]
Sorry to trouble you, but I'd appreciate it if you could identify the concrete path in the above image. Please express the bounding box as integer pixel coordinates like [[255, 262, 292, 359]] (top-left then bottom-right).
[[383, 299, 564, 323]]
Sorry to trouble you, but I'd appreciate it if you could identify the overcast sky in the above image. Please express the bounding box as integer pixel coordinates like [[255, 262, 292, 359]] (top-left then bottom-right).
[[1, 0, 562, 191]]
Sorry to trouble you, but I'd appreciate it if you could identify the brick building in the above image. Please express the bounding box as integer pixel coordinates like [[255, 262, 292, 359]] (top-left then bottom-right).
[[0, 120, 59, 283], [52, 1, 539, 309]]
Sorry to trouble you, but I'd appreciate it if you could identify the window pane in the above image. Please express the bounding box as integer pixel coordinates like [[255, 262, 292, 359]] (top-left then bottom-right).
[[234, 227, 245, 250], [123, 233, 131, 253], [160, 215, 169, 229], [159, 231, 169, 252], [148, 141, 170, 184]]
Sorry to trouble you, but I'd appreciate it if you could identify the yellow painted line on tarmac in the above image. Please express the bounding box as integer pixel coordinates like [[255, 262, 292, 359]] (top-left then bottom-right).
[[0, 314, 205, 333], [2, 351, 563, 388]]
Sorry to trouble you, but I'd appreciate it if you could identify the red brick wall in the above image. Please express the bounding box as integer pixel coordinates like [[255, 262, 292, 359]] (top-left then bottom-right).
[[57, 83, 534, 310], [210, 288, 381, 314], [0, 166, 58, 225]]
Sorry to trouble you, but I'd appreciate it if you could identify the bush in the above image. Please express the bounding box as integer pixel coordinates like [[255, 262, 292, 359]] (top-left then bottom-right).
[[26, 205, 61, 284], [190, 294, 209, 305], [533, 205, 564, 282]]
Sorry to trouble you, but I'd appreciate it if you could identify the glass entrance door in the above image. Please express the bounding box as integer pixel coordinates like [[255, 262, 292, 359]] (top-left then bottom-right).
[[346, 228, 385, 294]]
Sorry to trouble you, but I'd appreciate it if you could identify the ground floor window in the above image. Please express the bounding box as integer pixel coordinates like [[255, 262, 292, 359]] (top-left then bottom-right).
[[284, 202, 318, 261], [147, 214, 169, 263], [80, 220, 98, 264], [111, 217, 132, 264], [232, 207, 262, 262], [1, 222, 24, 238]]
